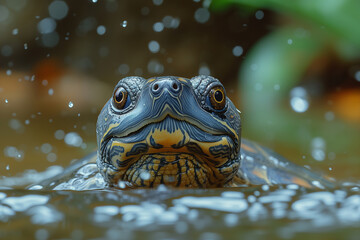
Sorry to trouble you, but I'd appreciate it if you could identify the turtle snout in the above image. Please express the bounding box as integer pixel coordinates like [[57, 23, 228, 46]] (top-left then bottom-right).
[[151, 78, 181, 96]]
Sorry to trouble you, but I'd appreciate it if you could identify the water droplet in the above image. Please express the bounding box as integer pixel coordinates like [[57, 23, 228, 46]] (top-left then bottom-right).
[[92, 0, 98, 3], [47, 153, 57, 162], [152, 0, 163, 6], [54, 129, 65, 140], [232, 46, 243, 57], [41, 143, 52, 154], [48, 88, 54, 96], [224, 213, 239, 227], [4, 146, 24, 160], [153, 22, 164, 32], [355, 71, 360, 82], [12, 28, 18, 35], [118, 181, 126, 189], [5, 99, 8, 103], [324, 111, 335, 121], [311, 181, 325, 189], [6, 165, 10, 170], [1, 45, 13, 56], [25, 119, 30, 125], [37, 17, 57, 34], [48, 0, 69, 20], [64, 132, 83, 147], [255, 10, 264, 20], [247, 195, 256, 203], [290, 87, 309, 113], [122, 20, 127, 28], [288, 38, 293, 45], [250, 64, 258, 71], [96, 25, 106, 35], [203, 0, 212, 8], [42, 79, 48, 86], [147, 60, 164, 74], [199, 64, 210, 76], [118, 64, 129, 75], [68, 101, 74, 108], [140, 171, 151, 180], [194, 8, 210, 24], [163, 16, 180, 28], [41, 32, 59, 48], [311, 137, 326, 161], [148, 40, 160, 53]]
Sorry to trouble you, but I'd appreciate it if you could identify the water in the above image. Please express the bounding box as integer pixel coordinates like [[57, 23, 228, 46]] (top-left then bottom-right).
[[1, 183, 360, 239], [1, 136, 358, 239], [0, 1, 359, 238], [1, 114, 358, 239]]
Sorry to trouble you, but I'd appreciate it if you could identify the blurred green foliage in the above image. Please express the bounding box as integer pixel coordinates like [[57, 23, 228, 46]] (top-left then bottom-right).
[[212, 0, 360, 50], [211, 0, 360, 162]]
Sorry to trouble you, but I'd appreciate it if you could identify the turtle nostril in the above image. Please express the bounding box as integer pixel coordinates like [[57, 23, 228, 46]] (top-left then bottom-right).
[[153, 83, 159, 91], [172, 83, 178, 90]]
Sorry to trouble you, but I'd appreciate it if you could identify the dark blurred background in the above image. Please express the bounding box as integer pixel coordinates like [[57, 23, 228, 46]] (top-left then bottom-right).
[[1, 0, 359, 180]]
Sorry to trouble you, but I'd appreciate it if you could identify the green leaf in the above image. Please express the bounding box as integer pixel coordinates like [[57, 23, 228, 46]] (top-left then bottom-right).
[[212, 0, 360, 48]]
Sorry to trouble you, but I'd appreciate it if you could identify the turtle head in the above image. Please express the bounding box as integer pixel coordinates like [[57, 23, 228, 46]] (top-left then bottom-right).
[[96, 76, 241, 188]]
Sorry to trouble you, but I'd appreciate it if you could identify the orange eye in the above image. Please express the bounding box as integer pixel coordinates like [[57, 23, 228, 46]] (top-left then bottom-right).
[[113, 87, 128, 109], [209, 86, 226, 110]]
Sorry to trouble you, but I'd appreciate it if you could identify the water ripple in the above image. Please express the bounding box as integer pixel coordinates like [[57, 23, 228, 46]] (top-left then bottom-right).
[[173, 196, 248, 213], [2, 194, 49, 212]]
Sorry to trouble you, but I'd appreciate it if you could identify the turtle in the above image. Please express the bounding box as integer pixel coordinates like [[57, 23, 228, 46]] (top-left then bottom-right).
[[38, 75, 335, 190]]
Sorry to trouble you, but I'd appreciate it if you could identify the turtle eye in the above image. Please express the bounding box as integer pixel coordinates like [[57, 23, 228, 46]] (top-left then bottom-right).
[[209, 86, 226, 110], [113, 87, 128, 109]]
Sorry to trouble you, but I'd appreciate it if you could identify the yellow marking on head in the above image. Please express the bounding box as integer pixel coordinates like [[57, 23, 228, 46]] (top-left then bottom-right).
[[101, 123, 121, 143], [146, 128, 188, 149], [208, 117, 239, 145], [241, 143, 256, 153], [147, 78, 156, 82], [177, 77, 187, 83], [193, 137, 230, 159], [109, 140, 146, 165]]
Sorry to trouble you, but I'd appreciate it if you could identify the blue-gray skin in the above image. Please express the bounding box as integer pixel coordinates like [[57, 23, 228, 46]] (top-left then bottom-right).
[[96, 76, 241, 187], [39, 76, 335, 190], [95, 75, 334, 189]]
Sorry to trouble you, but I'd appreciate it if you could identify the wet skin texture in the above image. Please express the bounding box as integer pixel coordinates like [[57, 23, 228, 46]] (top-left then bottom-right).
[[96, 76, 335, 189], [97, 76, 241, 187]]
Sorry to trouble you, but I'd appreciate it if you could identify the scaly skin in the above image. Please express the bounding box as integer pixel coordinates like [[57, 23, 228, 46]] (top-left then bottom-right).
[[93, 75, 335, 189], [96, 76, 242, 188], [39, 75, 336, 190]]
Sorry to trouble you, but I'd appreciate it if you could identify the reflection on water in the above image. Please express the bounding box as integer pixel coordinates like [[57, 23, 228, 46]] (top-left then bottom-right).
[[1, 0, 360, 239], [0, 183, 360, 239]]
